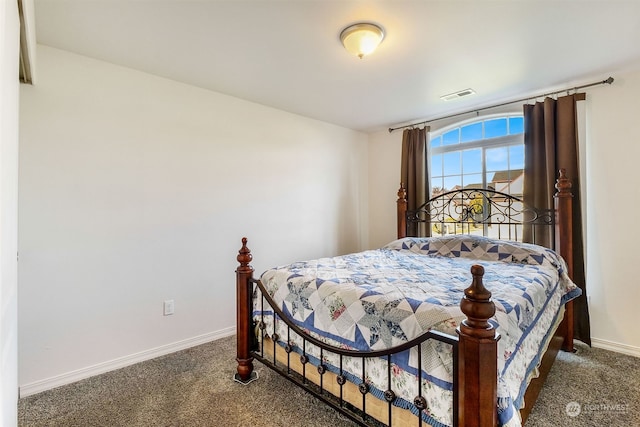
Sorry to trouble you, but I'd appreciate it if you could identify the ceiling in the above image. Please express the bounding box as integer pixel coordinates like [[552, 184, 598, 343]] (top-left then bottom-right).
[[33, 1, 640, 132]]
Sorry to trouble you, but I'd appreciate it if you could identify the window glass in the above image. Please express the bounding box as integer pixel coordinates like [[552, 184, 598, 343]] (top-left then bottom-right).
[[429, 114, 524, 195], [461, 123, 482, 142], [484, 118, 508, 138], [462, 149, 482, 174], [463, 173, 483, 187], [431, 153, 443, 176], [486, 146, 509, 172], [431, 177, 445, 194], [510, 145, 524, 169], [443, 175, 462, 191], [442, 129, 459, 146], [509, 117, 524, 134], [443, 152, 461, 175]]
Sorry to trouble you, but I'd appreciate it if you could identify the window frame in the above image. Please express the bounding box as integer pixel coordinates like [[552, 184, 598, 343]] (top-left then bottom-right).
[[429, 113, 524, 196]]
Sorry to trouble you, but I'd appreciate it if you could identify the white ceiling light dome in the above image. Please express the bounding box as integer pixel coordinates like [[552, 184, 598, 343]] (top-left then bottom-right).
[[340, 22, 385, 59]]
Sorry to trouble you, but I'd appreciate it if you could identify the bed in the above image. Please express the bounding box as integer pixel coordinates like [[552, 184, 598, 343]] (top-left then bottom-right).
[[234, 170, 579, 427]]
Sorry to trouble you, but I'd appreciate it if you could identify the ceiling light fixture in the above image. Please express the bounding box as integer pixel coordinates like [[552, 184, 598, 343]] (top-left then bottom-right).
[[340, 22, 385, 59]]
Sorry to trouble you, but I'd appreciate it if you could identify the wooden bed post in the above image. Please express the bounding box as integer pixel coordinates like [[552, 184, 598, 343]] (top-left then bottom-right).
[[457, 265, 500, 427], [554, 169, 575, 352], [235, 237, 257, 383], [397, 183, 407, 239]]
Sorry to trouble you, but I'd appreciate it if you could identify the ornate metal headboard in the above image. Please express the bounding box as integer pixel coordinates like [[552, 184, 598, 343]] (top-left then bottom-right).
[[405, 187, 554, 245]]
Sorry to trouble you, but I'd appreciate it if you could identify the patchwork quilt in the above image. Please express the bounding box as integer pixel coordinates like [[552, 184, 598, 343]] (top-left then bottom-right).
[[255, 235, 582, 427]]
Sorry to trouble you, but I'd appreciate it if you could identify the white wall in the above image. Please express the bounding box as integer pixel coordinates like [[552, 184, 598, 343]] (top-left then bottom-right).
[[1, 1, 20, 425], [367, 71, 640, 355], [584, 69, 640, 355], [368, 130, 401, 249], [18, 45, 368, 393]]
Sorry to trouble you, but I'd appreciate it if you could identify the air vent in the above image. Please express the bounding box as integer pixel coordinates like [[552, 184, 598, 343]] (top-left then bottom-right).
[[440, 88, 476, 101]]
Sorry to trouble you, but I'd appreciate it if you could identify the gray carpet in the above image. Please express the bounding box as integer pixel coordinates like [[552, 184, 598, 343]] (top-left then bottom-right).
[[18, 336, 639, 427], [525, 341, 639, 427]]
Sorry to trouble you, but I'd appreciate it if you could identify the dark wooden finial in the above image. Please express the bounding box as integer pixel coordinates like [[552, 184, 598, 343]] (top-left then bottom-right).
[[555, 168, 573, 198], [459, 265, 496, 338], [237, 237, 253, 271], [397, 183, 407, 203]]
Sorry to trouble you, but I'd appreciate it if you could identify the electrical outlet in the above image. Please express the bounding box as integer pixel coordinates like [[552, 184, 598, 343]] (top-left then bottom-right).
[[163, 299, 175, 316]]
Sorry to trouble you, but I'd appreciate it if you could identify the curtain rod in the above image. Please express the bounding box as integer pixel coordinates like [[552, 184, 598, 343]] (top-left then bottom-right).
[[388, 76, 614, 133]]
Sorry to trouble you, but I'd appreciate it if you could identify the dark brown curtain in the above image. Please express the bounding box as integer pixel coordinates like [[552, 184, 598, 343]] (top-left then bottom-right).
[[400, 127, 429, 237], [523, 94, 590, 345]]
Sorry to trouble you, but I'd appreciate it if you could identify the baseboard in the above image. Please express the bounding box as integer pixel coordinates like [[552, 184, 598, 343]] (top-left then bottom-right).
[[19, 326, 236, 398], [591, 337, 640, 358]]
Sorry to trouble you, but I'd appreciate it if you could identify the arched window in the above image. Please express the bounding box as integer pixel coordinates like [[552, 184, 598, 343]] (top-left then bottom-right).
[[430, 114, 524, 198]]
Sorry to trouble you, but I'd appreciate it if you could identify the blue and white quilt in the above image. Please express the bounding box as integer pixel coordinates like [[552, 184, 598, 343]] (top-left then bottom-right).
[[255, 235, 581, 427]]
